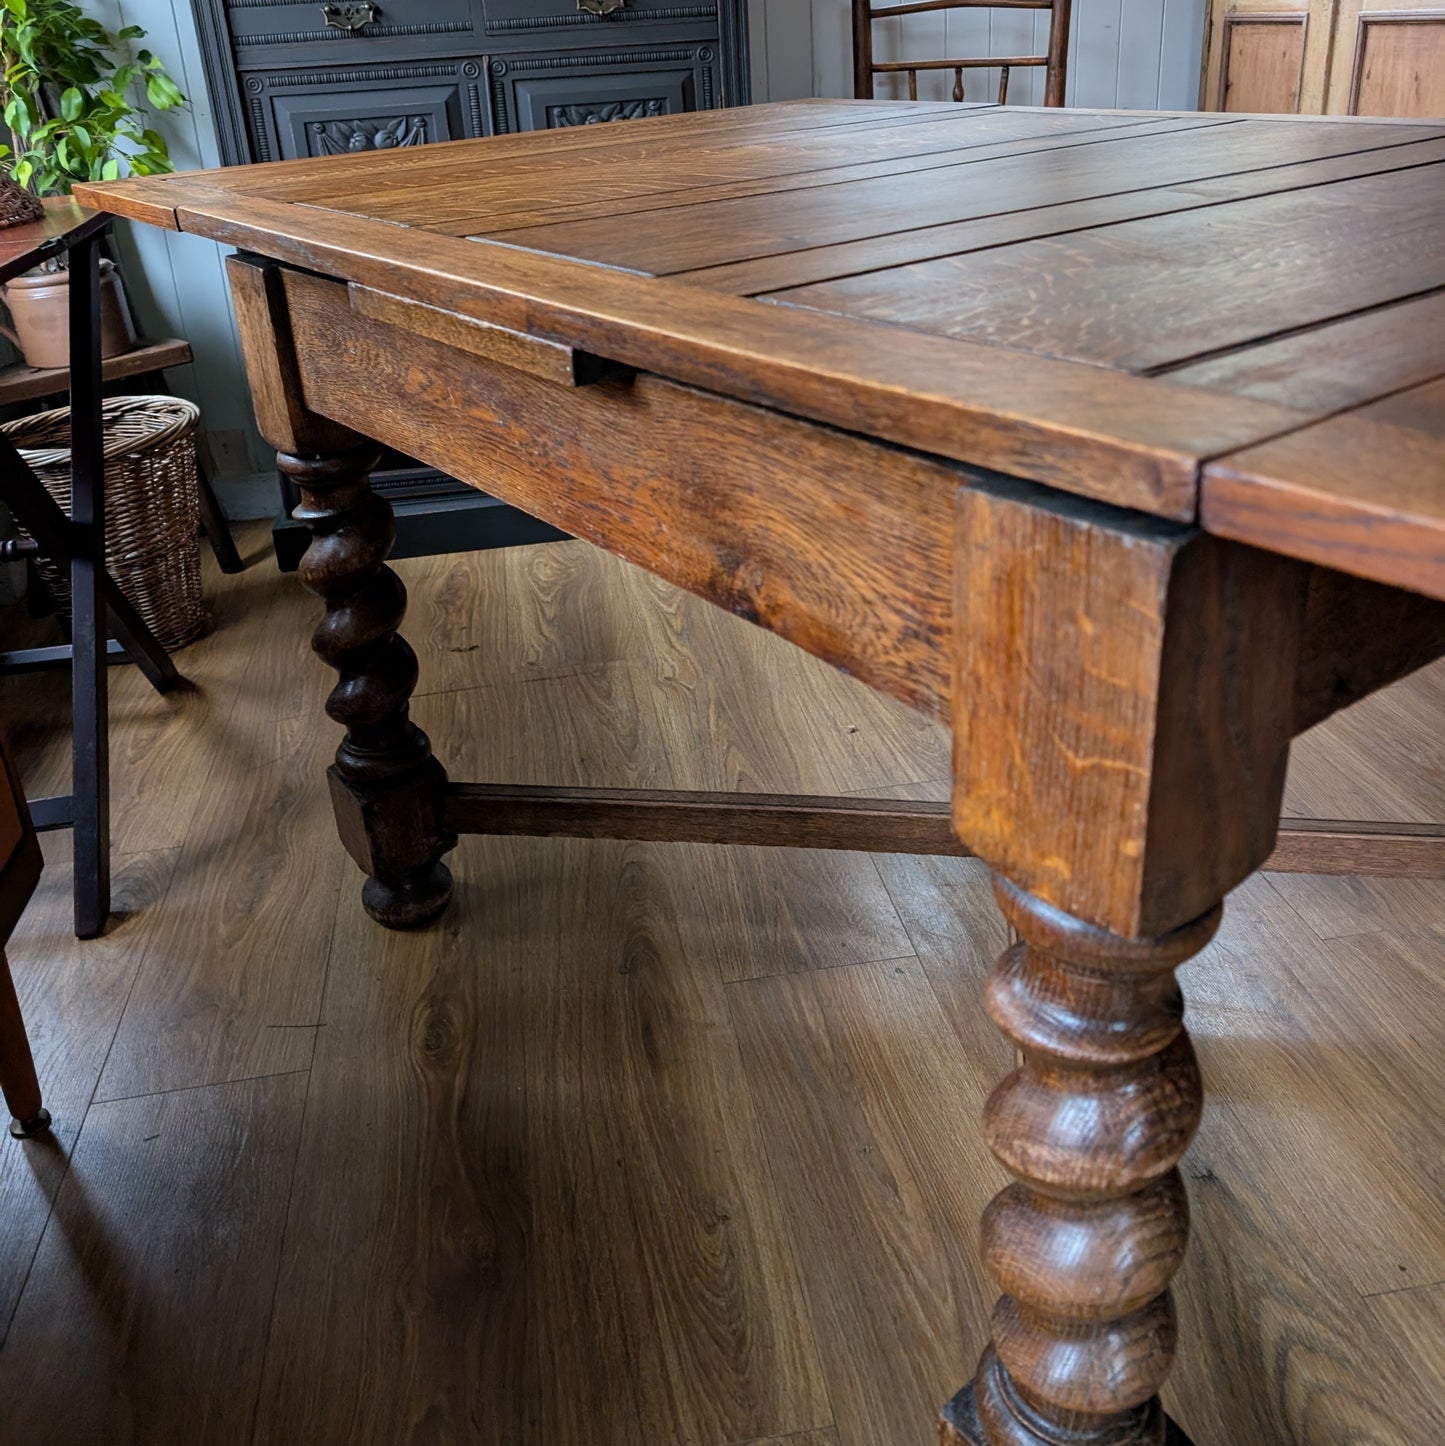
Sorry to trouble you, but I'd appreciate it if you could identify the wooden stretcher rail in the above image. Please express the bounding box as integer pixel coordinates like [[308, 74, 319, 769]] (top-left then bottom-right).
[[443, 784, 1445, 877]]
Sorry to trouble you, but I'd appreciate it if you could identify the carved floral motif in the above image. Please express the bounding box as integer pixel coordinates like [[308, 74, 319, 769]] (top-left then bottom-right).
[[309, 115, 429, 154], [546, 98, 666, 126]]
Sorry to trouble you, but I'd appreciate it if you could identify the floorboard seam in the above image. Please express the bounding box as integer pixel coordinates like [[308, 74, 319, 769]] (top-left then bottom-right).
[[91, 1066, 312, 1108]]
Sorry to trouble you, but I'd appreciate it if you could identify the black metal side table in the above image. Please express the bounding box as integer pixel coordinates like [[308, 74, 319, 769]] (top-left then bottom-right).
[[0, 199, 181, 938]]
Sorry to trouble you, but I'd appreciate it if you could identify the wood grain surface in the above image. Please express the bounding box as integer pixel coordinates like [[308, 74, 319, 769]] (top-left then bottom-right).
[[82, 105, 1445, 525], [1203, 376, 1445, 601], [0, 1071, 306, 1446], [0, 531, 1439, 1444]]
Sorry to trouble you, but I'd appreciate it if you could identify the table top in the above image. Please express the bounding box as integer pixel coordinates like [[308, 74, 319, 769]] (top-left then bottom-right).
[[76, 101, 1445, 600], [0, 196, 109, 286]]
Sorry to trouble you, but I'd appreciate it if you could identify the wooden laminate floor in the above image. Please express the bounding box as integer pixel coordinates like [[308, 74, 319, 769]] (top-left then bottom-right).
[[0, 526, 1440, 1446]]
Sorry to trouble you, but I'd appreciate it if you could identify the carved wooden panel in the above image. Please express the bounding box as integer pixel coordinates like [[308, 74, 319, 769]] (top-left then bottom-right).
[[548, 98, 669, 126], [241, 60, 488, 162], [487, 46, 711, 133]]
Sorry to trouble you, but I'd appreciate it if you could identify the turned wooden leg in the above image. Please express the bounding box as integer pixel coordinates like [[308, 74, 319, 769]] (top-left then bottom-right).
[[941, 876, 1219, 1446], [282, 447, 456, 928]]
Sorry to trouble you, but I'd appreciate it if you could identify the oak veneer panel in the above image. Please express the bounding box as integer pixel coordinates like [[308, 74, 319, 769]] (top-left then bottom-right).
[[0, 842, 174, 1336], [1165, 288, 1445, 411], [677, 136, 1445, 294], [775, 164, 1445, 372], [1202, 375, 1445, 600], [400, 530, 714, 700], [1363, 1284, 1445, 1423], [0, 1072, 306, 1446], [493, 120, 1442, 276], [727, 953, 1004, 1446], [868, 851, 1011, 1058], [407, 598, 948, 803]]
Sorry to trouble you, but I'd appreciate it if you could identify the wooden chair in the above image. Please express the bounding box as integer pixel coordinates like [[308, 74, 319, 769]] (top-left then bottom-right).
[[0, 723, 49, 1138], [852, 0, 1072, 106]]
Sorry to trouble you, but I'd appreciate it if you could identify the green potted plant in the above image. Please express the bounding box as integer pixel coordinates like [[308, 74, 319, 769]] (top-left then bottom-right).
[[0, 0, 186, 368]]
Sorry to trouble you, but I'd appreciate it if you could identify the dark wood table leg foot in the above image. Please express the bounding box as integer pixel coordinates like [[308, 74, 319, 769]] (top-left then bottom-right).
[[939, 875, 1219, 1446], [282, 447, 457, 929]]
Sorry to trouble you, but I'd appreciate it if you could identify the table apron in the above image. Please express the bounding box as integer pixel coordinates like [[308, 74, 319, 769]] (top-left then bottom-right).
[[281, 265, 960, 721]]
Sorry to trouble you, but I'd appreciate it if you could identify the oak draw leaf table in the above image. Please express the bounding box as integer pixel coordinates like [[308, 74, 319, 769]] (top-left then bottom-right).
[[77, 99, 1445, 1445]]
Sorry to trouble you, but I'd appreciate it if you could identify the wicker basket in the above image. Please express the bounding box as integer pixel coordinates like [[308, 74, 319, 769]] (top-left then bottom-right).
[[2, 395, 207, 650], [0, 177, 43, 228]]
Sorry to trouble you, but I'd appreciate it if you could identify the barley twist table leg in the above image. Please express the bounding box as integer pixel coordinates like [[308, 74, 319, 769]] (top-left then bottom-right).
[[282, 447, 456, 928], [941, 876, 1218, 1446]]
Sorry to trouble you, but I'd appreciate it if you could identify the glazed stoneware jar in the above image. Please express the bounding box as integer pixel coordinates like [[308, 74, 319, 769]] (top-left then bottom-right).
[[1, 258, 136, 369]]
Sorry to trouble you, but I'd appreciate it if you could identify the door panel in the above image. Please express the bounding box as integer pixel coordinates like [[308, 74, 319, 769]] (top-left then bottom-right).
[[1328, 1, 1445, 114], [1219, 13, 1310, 110], [486, 44, 715, 132], [1204, 0, 1335, 111]]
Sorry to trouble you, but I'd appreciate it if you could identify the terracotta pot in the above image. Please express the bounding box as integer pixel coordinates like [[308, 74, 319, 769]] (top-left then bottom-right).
[[0, 258, 137, 370]]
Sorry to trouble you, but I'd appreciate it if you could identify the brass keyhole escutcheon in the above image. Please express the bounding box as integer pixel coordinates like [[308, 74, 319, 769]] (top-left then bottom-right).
[[576, 0, 626, 14]]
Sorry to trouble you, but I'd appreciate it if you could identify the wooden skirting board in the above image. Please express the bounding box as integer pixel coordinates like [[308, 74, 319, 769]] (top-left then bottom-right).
[[443, 785, 1445, 879]]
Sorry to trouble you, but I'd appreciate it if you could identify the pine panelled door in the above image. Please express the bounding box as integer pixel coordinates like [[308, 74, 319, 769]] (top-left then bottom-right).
[[77, 100, 1445, 1444], [1204, 0, 1445, 115]]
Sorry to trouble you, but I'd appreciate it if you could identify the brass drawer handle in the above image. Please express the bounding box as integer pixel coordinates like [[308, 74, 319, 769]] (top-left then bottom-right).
[[321, 2, 377, 31], [577, 0, 626, 14]]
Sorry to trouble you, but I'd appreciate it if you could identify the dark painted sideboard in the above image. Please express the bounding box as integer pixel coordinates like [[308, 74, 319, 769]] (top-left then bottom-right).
[[190, 0, 750, 567]]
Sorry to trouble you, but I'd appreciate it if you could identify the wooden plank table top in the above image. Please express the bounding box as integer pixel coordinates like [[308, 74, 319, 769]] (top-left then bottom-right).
[[80, 100, 1445, 596], [77, 101, 1445, 1446], [0, 197, 109, 287]]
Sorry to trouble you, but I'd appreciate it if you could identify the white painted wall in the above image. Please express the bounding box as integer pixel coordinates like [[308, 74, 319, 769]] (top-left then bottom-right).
[[74, 0, 1208, 513]]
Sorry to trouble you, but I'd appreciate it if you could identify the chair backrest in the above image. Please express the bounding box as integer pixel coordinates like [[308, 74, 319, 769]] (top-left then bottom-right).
[[852, 0, 1072, 107]]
